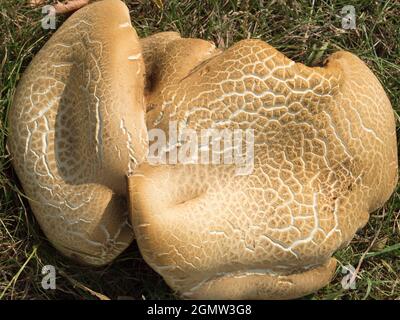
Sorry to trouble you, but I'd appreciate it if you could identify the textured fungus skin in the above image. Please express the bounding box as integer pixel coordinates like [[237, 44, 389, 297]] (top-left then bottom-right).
[[8, 0, 398, 299], [129, 34, 398, 299], [8, 0, 148, 265]]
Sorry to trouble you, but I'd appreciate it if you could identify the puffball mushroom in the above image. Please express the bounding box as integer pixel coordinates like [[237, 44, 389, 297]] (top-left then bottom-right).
[[8, 0, 398, 299], [128, 40, 398, 298], [8, 0, 148, 265]]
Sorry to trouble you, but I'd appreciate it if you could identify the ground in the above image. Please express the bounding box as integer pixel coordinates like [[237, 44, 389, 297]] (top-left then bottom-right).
[[0, 0, 399, 300]]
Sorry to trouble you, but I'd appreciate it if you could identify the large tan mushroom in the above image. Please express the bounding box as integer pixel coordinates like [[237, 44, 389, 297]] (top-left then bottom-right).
[[8, 0, 148, 265], [8, 0, 398, 300], [127, 40, 398, 298]]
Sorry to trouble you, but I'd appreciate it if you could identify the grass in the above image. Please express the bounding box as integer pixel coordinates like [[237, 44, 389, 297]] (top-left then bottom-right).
[[0, 0, 399, 300]]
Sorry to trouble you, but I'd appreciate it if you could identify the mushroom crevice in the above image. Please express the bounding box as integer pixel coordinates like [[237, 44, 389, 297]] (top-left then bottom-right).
[[8, 0, 398, 299]]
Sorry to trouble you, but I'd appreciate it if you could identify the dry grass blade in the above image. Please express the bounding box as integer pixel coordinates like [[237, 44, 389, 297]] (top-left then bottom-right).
[[0, 246, 38, 300], [59, 271, 111, 300]]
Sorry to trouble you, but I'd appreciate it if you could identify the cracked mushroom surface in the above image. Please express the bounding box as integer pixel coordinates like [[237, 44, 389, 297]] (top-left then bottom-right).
[[8, 0, 148, 265], [8, 0, 398, 299], [128, 36, 398, 298]]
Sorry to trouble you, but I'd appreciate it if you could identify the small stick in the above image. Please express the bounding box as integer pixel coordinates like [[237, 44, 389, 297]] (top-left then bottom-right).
[[29, 0, 90, 14]]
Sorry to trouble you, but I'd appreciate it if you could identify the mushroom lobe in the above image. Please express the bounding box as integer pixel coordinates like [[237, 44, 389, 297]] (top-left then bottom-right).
[[128, 40, 398, 299], [8, 0, 148, 265]]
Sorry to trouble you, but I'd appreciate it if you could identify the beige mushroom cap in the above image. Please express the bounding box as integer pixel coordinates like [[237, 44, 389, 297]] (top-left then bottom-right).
[[8, 0, 398, 299], [8, 0, 147, 265], [128, 40, 398, 299]]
